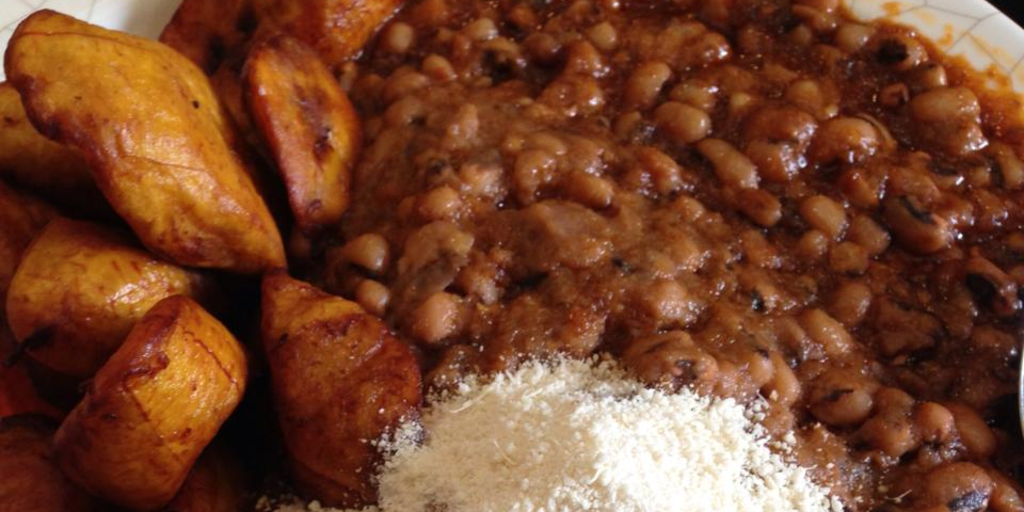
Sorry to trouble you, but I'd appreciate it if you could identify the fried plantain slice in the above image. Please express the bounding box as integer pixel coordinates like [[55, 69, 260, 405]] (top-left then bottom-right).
[[252, 0, 404, 68], [245, 35, 361, 234], [5, 11, 285, 273], [0, 83, 103, 214], [54, 295, 248, 511], [261, 271, 421, 508], [6, 218, 220, 380], [159, 0, 256, 75], [161, 444, 250, 512], [0, 415, 101, 512], [0, 182, 54, 307]]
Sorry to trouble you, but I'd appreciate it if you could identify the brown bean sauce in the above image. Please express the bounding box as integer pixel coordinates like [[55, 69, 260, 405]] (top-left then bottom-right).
[[314, 0, 1024, 508]]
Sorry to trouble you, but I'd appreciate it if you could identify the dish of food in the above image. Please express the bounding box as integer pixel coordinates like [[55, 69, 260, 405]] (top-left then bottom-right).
[[2, 0, 1024, 511]]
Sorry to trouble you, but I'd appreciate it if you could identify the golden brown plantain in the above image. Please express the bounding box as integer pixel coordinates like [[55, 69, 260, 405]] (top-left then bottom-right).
[[244, 35, 361, 234], [54, 295, 248, 511], [0, 182, 54, 307], [0, 83, 103, 213], [261, 271, 421, 508], [5, 11, 285, 273], [6, 218, 220, 380], [253, 0, 405, 67], [161, 444, 250, 512], [159, 0, 256, 75], [0, 415, 100, 512]]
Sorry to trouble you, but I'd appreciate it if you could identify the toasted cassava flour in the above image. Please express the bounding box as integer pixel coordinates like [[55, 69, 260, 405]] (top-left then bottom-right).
[[272, 357, 841, 512]]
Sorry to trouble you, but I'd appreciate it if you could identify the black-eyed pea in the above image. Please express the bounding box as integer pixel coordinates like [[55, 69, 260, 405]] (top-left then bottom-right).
[[669, 80, 718, 112], [642, 279, 696, 327], [946, 403, 997, 459], [636, 146, 687, 195], [737, 188, 782, 228], [873, 34, 928, 72], [655, 101, 712, 145], [513, 149, 557, 204], [418, 186, 464, 221], [342, 233, 391, 275], [765, 353, 801, 406], [847, 215, 891, 256], [738, 349, 775, 388], [382, 22, 415, 54], [791, 2, 837, 33], [800, 195, 847, 239], [838, 167, 885, 208], [834, 23, 875, 53], [697, 138, 759, 189], [613, 111, 650, 141], [564, 172, 614, 210], [829, 241, 870, 275], [990, 142, 1024, 191], [808, 370, 876, 427], [921, 463, 993, 512], [622, 332, 718, 393], [809, 116, 880, 165], [625, 62, 672, 110], [829, 280, 873, 327], [355, 279, 391, 317], [422, 54, 457, 81], [913, 402, 956, 444], [586, 21, 618, 52], [910, 63, 949, 91], [384, 96, 426, 126], [463, 17, 498, 42], [858, 388, 918, 457], [797, 229, 830, 261], [879, 82, 910, 108], [964, 256, 1021, 318], [988, 470, 1024, 512], [883, 195, 954, 254], [799, 308, 854, 359], [411, 292, 465, 346], [745, 141, 802, 183]]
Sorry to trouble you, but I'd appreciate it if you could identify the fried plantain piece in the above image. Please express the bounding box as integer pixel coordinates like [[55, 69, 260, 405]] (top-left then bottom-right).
[[6, 218, 220, 380], [159, 0, 256, 75], [0, 83, 103, 214], [252, 0, 405, 67], [244, 35, 361, 234], [161, 444, 250, 512], [0, 415, 100, 512], [261, 271, 421, 508], [5, 11, 285, 273], [0, 182, 54, 307], [54, 296, 248, 511]]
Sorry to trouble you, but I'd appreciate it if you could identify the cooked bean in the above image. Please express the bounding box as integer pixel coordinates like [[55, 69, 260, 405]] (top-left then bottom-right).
[[654, 101, 712, 144], [564, 172, 614, 209], [642, 279, 696, 328], [800, 308, 854, 359], [765, 353, 801, 406], [464, 17, 498, 42], [964, 256, 1021, 317], [625, 62, 672, 110], [697, 138, 759, 189], [846, 215, 891, 256], [797, 229, 830, 261], [355, 279, 391, 316], [921, 463, 993, 511], [737, 188, 782, 227], [911, 63, 949, 90], [838, 167, 884, 208], [989, 142, 1024, 190], [418, 185, 464, 221], [744, 141, 802, 183], [883, 195, 953, 254], [808, 370, 876, 427], [809, 116, 880, 164], [834, 23, 875, 53], [422, 54, 457, 81], [873, 34, 928, 72], [342, 233, 391, 274], [829, 281, 873, 326], [879, 82, 910, 108], [623, 331, 719, 393], [857, 388, 918, 457], [411, 292, 465, 345], [829, 241, 869, 275], [913, 402, 955, 444], [946, 403, 997, 459], [800, 195, 847, 239], [910, 87, 988, 157], [586, 22, 619, 52], [382, 22, 416, 54], [669, 79, 718, 111], [513, 149, 557, 204]]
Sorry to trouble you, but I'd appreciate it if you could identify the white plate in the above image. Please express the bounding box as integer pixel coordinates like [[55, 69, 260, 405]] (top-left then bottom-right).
[[0, 0, 1022, 95]]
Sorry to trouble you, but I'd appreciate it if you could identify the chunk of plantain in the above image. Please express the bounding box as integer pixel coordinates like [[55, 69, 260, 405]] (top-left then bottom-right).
[[0, 415, 101, 512], [253, 0, 405, 68], [161, 444, 250, 512], [54, 295, 248, 511], [159, 0, 256, 75], [244, 35, 361, 234], [5, 11, 285, 273], [6, 217, 220, 380], [261, 271, 421, 508], [0, 182, 54, 307], [0, 83, 103, 214]]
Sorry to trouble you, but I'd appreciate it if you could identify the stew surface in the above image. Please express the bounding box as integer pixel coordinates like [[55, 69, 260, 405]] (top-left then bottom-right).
[[312, 0, 1024, 509]]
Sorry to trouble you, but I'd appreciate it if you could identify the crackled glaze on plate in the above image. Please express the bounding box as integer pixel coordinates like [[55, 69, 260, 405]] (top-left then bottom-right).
[[0, 0, 1022, 90]]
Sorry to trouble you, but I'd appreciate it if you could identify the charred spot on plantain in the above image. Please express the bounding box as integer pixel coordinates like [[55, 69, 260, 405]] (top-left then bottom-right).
[[314, 126, 333, 161], [947, 490, 989, 512], [192, 100, 201, 109]]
